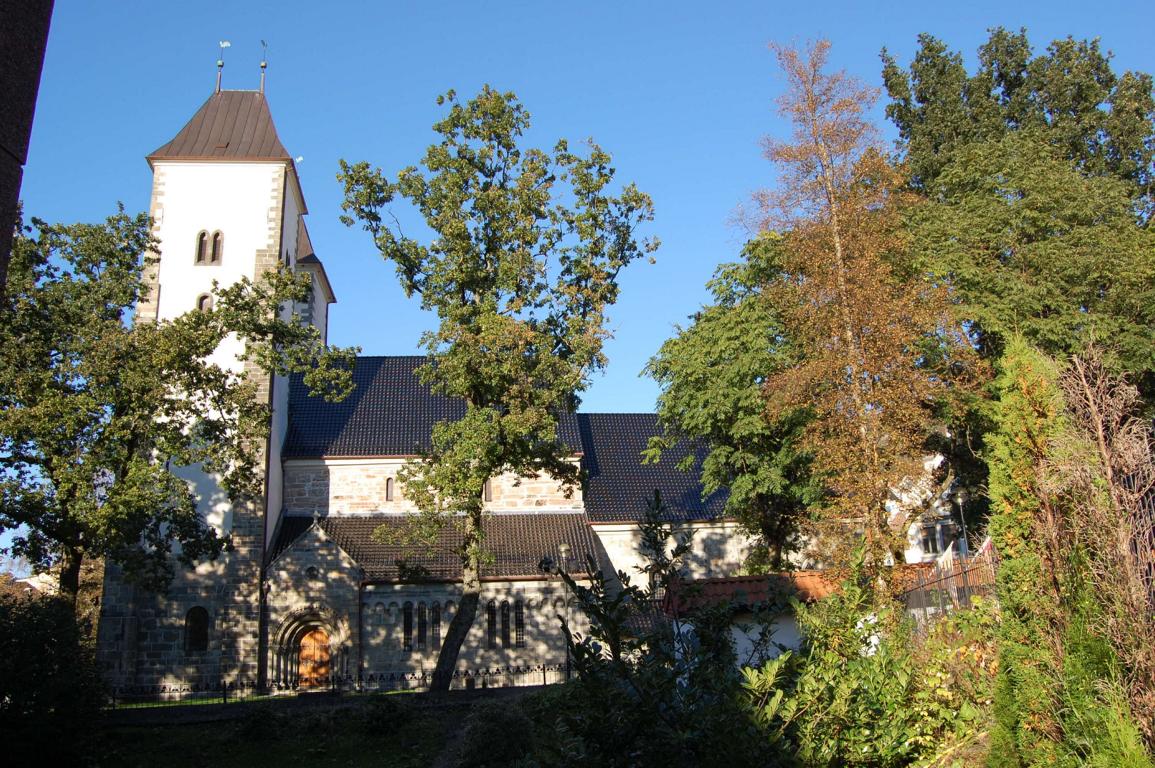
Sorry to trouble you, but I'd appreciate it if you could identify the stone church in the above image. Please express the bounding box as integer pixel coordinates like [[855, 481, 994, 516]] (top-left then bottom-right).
[[94, 84, 757, 695], [96, 82, 957, 696]]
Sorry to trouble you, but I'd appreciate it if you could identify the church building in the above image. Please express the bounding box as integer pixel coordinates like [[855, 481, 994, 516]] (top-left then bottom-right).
[[94, 83, 756, 695], [96, 79, 958, 696]]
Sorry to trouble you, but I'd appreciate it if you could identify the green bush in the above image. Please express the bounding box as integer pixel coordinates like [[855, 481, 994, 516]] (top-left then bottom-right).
[[0, 592, 104, 765], [455, 699, 536, 768]]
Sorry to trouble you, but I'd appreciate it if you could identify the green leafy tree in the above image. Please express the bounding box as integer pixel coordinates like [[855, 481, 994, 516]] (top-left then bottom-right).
[[882, 29, 1155, 213], [338, 86, 656, 692], [645, 233, 819, 570], [884, 30, 1155, 397], [0, 210, 355, 603]]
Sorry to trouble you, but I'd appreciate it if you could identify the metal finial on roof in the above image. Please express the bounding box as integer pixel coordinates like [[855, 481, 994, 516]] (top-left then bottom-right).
[[216, 40, 231, 93], [259, 40, 268, 94]]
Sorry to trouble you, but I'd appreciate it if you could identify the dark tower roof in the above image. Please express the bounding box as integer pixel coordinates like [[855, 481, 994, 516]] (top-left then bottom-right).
[[147, 90, 291, 164]]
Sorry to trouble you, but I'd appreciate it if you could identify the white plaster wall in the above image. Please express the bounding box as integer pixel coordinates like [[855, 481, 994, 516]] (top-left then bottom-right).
[[150, 161, 285, 374], [592, 520, 755, 585]]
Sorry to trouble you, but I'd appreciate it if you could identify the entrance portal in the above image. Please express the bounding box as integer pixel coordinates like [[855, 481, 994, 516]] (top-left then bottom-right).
[[298, 627, 331, 688]]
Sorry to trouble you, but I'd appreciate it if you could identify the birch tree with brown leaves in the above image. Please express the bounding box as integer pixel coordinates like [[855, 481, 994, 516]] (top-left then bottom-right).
[[757, 42, 973, 572]]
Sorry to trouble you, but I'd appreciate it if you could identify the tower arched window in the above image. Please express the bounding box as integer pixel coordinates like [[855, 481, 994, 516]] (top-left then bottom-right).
[[500, 600, 511, 649], [209, 231, 223, 264], [184, 606, 209, 653], [196, 293, 213, 312], [194, 231, 208, 264], [402, 602, 413, 651], [514, 600, 525, 648], [385, 478, 394, 502], [417, 602, 427, 650], [486, 601, 497, 649], [431, 602, 441, 649]]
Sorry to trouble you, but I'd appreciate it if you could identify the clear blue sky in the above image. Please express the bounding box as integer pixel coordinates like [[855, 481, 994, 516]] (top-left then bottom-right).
[[21, 0, 1154, 413]]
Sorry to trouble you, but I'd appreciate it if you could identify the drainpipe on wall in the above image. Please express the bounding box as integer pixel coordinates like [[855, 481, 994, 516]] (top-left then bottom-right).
[[357, 580, 365, 690]]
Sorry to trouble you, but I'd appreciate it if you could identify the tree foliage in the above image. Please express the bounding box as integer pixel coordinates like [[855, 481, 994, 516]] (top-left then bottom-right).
[[338, 86, 656, 691], [986, 338, 1154, 766], [884, 30, 1155, 399], [0, 210, 355, 600], [0, 591, 104, 765], [523, 495, 773, 768], [645, 233, 819, 570], [882, 29, 1155, 213], [756, 42, 972, 567]]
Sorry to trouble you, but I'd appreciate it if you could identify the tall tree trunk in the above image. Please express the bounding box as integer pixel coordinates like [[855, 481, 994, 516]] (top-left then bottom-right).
[[430, 509, 482, 692], [58, 546, 82, 607]]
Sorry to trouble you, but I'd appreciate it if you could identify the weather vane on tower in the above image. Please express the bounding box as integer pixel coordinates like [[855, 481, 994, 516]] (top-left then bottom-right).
[[215, 40, 231, 93]]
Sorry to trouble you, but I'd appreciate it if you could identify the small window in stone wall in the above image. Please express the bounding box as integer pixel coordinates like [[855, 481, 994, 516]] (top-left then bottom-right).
[[486, 601, 497, 649], [431, 602, 441, 649], [195, 231, 208, 264], [403, 602, 414, 651], [514, 600, 525, 648], [386, 478, 394, 502], [483, 479, 492, 503], [185, 606, 209, 653], [210, 231, 223, 264], [196, 293, 213, 312], [500, 600, 511, 649], [417, 602, 427, 650]]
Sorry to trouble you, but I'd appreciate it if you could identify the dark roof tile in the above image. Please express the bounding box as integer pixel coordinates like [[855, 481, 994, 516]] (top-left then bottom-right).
[[578, 413, 725, 523], [270, 512, 604, 582], [284, 356, 582, 457]]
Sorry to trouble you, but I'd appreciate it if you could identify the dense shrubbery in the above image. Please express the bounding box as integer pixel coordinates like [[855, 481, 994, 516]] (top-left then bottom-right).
[[0, 592, 104, 765], [742, 557, 998, 767]]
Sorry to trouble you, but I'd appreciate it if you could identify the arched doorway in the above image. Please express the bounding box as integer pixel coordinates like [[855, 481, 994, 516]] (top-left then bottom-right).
[[298, 627, 331, 688]]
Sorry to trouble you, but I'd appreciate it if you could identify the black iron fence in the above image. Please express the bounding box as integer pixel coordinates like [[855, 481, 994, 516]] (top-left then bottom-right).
[[107, 663, 571, 709], [108, 679, 267, 708], [899, 550, 998, 633]]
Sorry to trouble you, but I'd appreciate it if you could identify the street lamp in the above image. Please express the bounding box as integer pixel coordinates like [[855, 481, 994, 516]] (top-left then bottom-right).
[[955, 488, 970, 558]]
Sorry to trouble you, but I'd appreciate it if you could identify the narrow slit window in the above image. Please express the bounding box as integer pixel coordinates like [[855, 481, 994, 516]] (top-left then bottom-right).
[[403, 602, 413, 651], [431, 603, 441, 649], [195, 231, 208, 264], [514, 600, 525, 648], [417, 602, 427, 650], [486, 601, 497, 649], [385, 478, 394, 502], [210, 231, 223, 264], [500, 600, 511, 649], [184, 606, 209, 653], [483, 479, 492, 503]]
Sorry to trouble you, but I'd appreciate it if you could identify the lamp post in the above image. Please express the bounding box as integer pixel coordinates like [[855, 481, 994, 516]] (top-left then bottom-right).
[[955, 488, 970, 558], [557, 543, 572, 682]]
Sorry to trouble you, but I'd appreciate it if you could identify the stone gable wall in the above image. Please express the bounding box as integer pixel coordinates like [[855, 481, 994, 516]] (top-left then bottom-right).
[[284, 458, 583, 516]]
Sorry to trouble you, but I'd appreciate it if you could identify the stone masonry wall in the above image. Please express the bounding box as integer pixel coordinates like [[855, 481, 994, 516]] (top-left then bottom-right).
[[283, 458, 584, 516]]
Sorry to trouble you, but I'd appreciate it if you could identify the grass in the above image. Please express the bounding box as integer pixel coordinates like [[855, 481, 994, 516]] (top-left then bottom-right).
[[98, 698, 457, 768]]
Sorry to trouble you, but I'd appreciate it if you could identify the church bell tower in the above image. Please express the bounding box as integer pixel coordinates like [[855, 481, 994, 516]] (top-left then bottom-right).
[[97, 63, 336, 691]]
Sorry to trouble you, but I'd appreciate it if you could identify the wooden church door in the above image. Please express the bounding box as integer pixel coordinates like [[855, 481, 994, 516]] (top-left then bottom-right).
[[298, 628, 331, 688]]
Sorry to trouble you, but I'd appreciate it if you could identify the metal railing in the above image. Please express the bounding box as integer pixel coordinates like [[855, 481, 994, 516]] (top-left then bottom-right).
[[107, 663, 571, 708], [899, 549, 998, 633]]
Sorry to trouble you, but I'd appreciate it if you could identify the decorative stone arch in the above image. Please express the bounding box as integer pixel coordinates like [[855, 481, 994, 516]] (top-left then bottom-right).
[[269, 605, 351, 689]]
